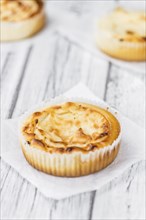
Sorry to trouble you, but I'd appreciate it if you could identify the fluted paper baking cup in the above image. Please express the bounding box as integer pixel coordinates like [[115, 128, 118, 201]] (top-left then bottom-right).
[[19, 96, 122, 177]]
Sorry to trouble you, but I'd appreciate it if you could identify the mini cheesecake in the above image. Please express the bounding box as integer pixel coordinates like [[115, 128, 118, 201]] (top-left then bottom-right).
[[20, 100, 121, 177], [0, 0, 45, 41], [96, 7, 146, 61]]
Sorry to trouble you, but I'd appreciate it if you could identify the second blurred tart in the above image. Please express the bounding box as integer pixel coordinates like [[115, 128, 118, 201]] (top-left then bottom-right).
[[96, 7, 146, 61]]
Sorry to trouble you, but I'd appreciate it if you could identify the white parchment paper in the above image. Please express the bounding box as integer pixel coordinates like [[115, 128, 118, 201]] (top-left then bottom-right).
[[1, 83, 145, 199]]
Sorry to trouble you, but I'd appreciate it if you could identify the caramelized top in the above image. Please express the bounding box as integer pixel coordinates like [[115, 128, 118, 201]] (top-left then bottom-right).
[[21, 102, 120, 153], [98, 7, 146, 43], [0, 0, 43, 21]]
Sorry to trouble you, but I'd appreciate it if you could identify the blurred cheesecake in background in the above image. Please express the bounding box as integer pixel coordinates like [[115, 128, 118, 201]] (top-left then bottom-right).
[[0, 0, 45, 41], [96, 7, 146, 61]]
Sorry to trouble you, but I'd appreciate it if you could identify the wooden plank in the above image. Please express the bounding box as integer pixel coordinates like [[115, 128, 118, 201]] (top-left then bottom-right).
[[1, 52, 12, 74], [1, 46, 32, 119], [91, 64, 145, 219], [50, 192, 94, 220], [92, 161, 145, 220], [47, 0, 116, 16], [105, 65, 145, 127], [1, 160, 55, 219], [8, 46, 33, 118], [1, 33, 110, 219], [10, 33, 109, 117]]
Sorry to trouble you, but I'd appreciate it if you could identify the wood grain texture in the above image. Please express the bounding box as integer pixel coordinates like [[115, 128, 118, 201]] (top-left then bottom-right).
[[1, 33, 110, 220], [92, 161, 145, 220], [1, 1, 145, 219], [105, 65, 145, 128]]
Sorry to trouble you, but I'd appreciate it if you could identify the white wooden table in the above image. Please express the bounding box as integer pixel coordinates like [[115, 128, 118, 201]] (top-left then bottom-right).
[[1, 1, 145, 219]]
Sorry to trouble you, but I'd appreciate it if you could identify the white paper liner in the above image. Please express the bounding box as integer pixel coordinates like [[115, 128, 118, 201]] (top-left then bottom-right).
[[1, 83, 145, 198]]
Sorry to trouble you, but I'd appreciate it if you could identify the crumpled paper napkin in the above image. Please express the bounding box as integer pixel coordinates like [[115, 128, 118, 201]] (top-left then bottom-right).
[[1, 83, 145, 199]]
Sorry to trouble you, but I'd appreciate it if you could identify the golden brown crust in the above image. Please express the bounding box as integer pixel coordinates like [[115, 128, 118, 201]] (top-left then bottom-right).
[[21, 102, 121, 154], [0, 0, 43, 22]]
